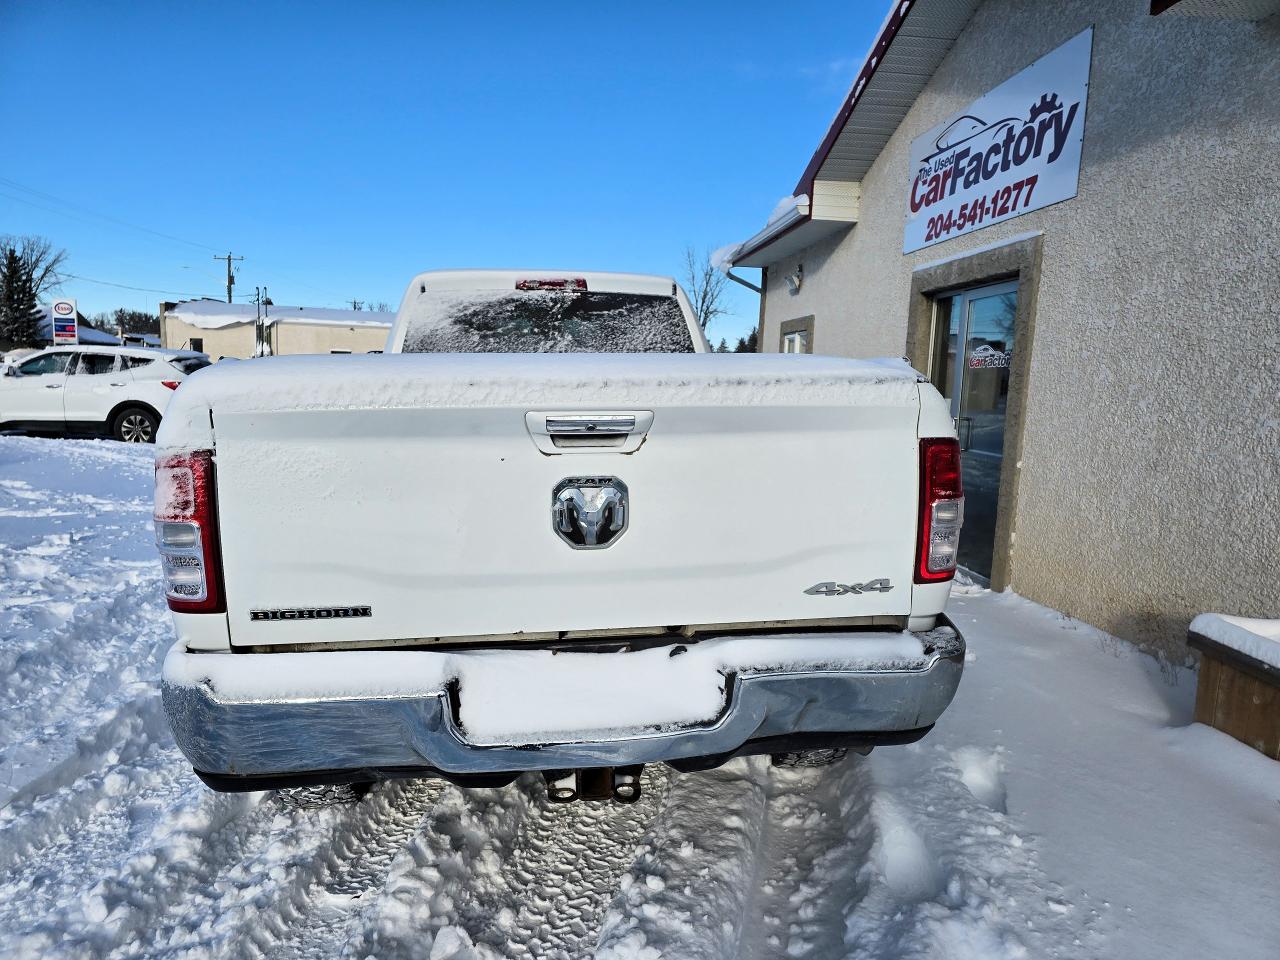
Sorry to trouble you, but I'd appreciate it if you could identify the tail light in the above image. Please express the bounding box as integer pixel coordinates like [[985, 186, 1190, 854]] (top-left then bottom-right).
[[161, 380, 181, 390], [515, 277, 588, 291], [154, 450, 225, 613], [915, 437, 964, 583]]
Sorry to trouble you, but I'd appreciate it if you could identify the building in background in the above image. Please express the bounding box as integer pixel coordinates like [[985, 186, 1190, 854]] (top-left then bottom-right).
[[160, 301, 393, 358], [719, 0, 1279, 659]]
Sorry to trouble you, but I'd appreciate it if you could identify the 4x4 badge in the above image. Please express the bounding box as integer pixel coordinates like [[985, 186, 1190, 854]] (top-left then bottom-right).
[[804, 579, 894, 596]]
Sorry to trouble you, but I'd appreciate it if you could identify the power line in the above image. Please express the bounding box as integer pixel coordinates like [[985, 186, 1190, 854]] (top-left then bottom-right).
[[0, 177, 224, 253], [2, 176, 366, 307], [63, 273, 220, 298]]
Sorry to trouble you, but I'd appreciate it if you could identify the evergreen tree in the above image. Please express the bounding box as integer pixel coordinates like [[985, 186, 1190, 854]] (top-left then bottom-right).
[[715, 338, 728, 353], [733, 329, 759, 353], [0, 245, 44, 349]]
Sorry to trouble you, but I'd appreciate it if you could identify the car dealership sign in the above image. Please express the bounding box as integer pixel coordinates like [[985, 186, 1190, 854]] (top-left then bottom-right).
[[51, 298, 78, 344], [904, 28, 1092, 253]]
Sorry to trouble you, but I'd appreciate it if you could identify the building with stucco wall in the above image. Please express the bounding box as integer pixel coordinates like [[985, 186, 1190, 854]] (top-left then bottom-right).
[[721, 0, 1279, 660], [160, 301, 392, 359]]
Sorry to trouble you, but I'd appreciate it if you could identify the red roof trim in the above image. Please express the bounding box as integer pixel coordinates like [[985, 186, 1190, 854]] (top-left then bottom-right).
[[792, 0, 917, 197]]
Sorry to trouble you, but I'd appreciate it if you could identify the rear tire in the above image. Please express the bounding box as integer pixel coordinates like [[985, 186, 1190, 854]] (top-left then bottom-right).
[[771, 747, 849, 768], [112, 406, 159, 443], [274, 782, 373, 809]]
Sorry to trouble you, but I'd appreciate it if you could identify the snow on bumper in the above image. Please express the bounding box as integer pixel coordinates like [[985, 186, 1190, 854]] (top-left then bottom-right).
[[160, 622, 965, 780]]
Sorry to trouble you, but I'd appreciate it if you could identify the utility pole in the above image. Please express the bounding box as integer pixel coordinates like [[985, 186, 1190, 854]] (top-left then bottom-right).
[[213, 251, 244, 303]]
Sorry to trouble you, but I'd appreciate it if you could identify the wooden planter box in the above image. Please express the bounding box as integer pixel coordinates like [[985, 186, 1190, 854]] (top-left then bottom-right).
[[1189, 629, 1280, 760]]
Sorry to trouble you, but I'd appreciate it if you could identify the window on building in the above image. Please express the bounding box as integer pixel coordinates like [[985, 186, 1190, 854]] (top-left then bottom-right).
[[778, 316, 815, 354], [189, 338, 204, 353]]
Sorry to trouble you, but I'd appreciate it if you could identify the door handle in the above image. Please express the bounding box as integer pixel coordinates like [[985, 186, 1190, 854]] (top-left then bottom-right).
[[45, 384, 62, 389], [956, 416, 973, 451], [109, 382, 126, 387]]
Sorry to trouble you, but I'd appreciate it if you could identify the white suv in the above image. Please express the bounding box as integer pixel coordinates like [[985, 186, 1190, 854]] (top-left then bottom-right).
[[0, 346, 211, 443]]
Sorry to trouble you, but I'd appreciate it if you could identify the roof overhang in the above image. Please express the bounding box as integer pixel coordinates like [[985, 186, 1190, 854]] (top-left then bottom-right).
[[722, 0, 980, 270], [793, 0, 983, 196], [1151, 0, 1280, 17], [730, 181, 862, 267]]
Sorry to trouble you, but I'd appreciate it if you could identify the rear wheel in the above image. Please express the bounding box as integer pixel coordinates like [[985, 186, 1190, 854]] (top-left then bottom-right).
[[274, 782, 373, 809], [112, 407, 158, 443], [771, 748, 849, 768]]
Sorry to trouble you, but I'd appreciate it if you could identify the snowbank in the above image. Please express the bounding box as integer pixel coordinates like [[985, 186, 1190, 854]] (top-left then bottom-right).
[[1190, 613, 1280, 670], [165, 301, 393, 330]]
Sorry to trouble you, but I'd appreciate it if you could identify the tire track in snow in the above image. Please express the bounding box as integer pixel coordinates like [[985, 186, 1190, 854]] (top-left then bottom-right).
[[0, 692, 170, 876], [595, 759, 773, 960], [0, 721, 277, 957], [0, 439, 170, 810], [345, 768, 670, 959], [260, 778, 450, 960], [475, 766, 670, 959], [594, 756, 877, 960], [737, 759, 875, 960]]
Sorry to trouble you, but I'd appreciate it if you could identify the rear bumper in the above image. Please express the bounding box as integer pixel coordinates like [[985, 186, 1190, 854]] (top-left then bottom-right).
[[161, 619, 965, 790]]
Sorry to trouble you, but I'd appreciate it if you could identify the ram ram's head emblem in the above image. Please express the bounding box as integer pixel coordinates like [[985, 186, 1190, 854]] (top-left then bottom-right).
[[552, 477, 628, 549]]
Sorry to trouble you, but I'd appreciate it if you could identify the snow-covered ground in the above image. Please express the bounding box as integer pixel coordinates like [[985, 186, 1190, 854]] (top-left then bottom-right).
[[1, 434, 1277, 959]]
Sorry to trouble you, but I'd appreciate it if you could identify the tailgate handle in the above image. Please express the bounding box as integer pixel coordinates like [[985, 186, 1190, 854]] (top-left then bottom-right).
[[525, 411, 654, 455], [545, 415, 636, 435]]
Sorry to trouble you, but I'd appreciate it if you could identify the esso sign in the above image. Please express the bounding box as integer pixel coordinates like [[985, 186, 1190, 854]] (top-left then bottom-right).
[[51, 299, 78, 344]]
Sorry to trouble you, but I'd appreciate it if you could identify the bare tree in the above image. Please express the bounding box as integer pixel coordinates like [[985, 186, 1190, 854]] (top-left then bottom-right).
[[682, 246, 728, 331], [0, 235, 67, 300]]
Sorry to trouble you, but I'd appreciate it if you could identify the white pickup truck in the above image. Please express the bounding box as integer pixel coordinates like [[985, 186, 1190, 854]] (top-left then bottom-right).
[[157, 270, 965, 803]]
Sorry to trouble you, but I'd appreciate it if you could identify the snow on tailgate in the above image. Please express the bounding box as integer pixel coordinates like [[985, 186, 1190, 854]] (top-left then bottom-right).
[[157, 354, 921, 446]]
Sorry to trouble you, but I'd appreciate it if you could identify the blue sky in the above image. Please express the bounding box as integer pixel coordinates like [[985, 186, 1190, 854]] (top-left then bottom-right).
[[0, 2, 881, 345]]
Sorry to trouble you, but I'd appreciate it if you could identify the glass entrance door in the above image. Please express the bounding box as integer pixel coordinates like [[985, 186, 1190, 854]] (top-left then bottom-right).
[[929, 281, 1018, 580]]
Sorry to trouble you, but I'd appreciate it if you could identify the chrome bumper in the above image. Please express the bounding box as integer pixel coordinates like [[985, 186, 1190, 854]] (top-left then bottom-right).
[[161, 620, 964, 787]]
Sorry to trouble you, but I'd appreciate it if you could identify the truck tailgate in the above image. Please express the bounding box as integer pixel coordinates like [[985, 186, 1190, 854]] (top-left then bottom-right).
[[197, 354, 924, 648]]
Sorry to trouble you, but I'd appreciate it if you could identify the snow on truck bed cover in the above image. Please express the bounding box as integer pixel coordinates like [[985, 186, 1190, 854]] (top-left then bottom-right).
[[159, 353, 922, 443]]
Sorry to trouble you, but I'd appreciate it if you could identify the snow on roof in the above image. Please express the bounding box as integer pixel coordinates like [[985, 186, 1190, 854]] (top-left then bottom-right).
[[1191, 613, 1280, 671], [166, 300, 393, 330], [714, 194, 810, 273]]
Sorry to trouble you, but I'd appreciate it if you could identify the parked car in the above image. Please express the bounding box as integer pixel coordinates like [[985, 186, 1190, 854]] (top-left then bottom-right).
[[0, 345, 210, 443], [156, 270, 966, 804]]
